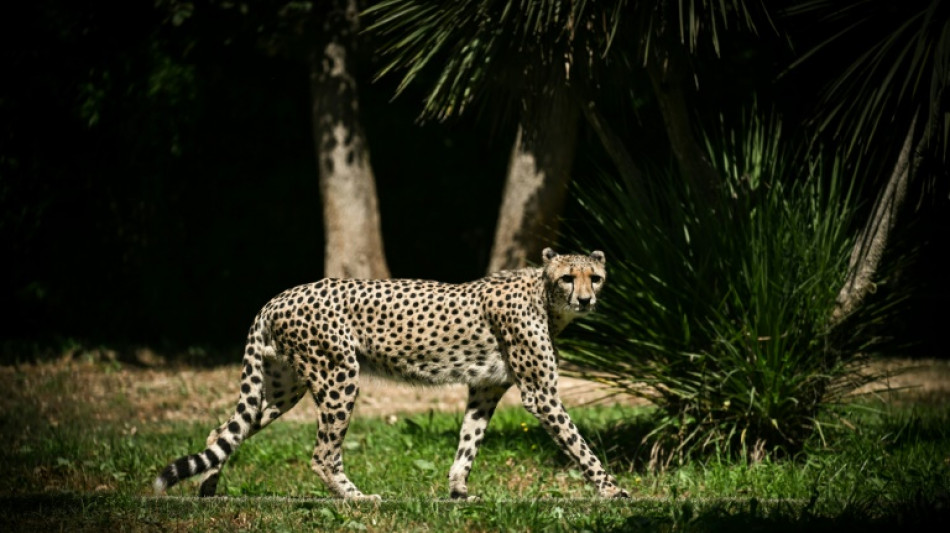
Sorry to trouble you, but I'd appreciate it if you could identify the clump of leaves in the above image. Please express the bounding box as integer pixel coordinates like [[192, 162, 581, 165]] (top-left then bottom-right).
[[563, 111, 876, 468]]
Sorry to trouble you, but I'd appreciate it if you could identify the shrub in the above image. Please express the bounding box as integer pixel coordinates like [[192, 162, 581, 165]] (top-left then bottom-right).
[[562, 113, 876, 467]]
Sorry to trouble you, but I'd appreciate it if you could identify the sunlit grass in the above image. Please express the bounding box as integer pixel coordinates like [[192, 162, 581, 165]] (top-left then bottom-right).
[[2, 388, 949, 531]]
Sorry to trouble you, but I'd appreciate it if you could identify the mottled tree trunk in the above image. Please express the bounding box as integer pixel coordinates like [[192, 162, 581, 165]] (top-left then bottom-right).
[[310, 0, 389, 279], [487, 85, 579, 273], [831, 113, 921, 325]]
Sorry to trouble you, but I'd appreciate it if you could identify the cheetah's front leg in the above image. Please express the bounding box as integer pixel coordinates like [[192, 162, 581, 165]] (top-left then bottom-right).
[[507, 331, 629, 498], [448, 385, 509, 500], [520, 384, 628, 498]]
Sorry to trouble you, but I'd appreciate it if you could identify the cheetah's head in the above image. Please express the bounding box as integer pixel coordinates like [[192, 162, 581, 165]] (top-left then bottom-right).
[[542, 247, 606, 315]]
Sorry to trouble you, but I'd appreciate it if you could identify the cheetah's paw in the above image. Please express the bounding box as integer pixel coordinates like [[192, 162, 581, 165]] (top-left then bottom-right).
[[345, 493, 382, 502], [600, 485, 631, 499]]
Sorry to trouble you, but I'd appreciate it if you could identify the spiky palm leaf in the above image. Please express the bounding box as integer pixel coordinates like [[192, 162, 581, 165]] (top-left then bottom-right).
[[364, 0, 772, 120], [786, 0, 949, 163]]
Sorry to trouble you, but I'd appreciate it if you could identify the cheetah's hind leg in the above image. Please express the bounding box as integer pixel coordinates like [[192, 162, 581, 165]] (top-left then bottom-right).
[[195, 354, 306, 496], [448, 385, 509, 500], [307, 349, 379, 501]]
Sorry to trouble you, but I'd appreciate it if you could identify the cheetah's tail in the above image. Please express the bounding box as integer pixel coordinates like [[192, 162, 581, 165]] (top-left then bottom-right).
[[153, 317, 270, 495], [152, 434, 236, 495]]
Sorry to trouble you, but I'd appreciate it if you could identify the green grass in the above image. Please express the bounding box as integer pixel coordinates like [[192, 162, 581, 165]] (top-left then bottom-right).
[[2, 389, 949, 531]]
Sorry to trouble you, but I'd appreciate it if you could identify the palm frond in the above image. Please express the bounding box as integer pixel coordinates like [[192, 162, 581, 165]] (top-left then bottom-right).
[[364, 0, 773, 120], [785, 0, 949, 163]]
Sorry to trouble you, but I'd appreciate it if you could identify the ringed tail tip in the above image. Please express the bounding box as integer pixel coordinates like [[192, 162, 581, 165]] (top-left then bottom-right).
[[153, 475, 168, 495]]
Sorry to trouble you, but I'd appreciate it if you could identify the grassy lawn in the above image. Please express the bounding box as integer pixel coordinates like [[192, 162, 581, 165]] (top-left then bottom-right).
[[1, 358, 949, 531]]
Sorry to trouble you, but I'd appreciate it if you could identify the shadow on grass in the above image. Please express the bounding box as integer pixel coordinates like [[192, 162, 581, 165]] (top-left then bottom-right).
[[1, 492, 948, 532]]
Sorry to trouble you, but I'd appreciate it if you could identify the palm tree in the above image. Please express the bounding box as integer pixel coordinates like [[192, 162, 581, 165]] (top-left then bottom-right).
[[785, 0, 949, 324], [311, 0, 390, 278], [365, 0, 771, 270], [367, 0, 590, 271]]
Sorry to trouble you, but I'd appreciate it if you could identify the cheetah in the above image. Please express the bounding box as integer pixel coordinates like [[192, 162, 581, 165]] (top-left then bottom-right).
[[154, 248, 629, 500]]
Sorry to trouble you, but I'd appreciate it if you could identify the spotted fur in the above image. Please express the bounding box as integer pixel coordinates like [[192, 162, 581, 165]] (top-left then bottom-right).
[[154, 247, 628, 500]]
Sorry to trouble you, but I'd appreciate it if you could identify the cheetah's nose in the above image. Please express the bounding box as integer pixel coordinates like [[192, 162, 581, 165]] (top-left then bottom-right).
[[578, 297, 592, 308]]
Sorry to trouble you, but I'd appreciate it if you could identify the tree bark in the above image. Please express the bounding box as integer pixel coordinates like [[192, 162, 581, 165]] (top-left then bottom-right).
[[310, 0, 389, 279], [487, 84, 579, 273], [831, 113, 920, 325], [647, 48, 719, 206]]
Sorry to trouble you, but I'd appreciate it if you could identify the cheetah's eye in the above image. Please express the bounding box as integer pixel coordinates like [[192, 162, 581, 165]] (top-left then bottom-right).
[[560, 275, 574, 284], [590, 275, 603, 284]]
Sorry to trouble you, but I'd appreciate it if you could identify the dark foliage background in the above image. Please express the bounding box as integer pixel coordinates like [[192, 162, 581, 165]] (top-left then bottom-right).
[[1, 1, 946, 360], [1, 1, 513, 354]]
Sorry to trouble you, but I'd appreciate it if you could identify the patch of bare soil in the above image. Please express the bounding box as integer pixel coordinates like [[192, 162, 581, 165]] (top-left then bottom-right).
[[2, 354, 948, 428], [0, 358, 634, 427], [853, 358, 950, 404]]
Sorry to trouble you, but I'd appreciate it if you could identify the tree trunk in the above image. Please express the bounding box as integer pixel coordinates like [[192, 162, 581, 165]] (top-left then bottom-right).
[[310, 0, 389, 279], [647, 49, 719, 206], [831, 113, 921, 325], [487, 84, 579, 273]]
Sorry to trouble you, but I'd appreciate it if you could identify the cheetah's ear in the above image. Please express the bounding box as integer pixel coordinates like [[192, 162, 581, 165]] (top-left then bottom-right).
[[590, 250, 605, 263], [542, 247, 558, 264]]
